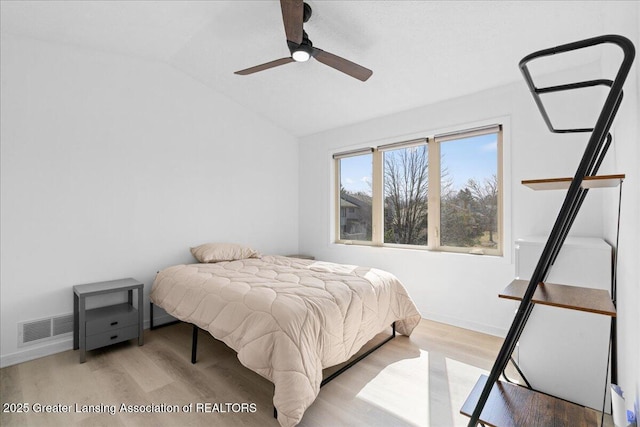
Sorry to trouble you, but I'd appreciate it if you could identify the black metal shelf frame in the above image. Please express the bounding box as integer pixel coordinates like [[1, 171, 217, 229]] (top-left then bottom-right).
[[467, 34, 635, 426]]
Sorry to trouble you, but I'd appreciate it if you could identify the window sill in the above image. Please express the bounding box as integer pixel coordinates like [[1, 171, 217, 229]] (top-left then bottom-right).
[[333, 241, 503, 257]]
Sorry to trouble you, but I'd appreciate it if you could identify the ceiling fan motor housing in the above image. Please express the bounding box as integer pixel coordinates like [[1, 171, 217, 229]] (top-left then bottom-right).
[[303, 3, 312, 23]]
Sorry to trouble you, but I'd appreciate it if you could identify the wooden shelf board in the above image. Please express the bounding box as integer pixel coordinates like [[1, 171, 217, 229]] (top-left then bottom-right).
[[461, 374, 599, 427], [522, 174, 625, 190], [499, 279, 616, 316]]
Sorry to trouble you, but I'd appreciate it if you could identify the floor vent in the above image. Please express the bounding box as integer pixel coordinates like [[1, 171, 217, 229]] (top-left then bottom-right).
[[18, 314, 73, 347], [52, 314, 74, 336]]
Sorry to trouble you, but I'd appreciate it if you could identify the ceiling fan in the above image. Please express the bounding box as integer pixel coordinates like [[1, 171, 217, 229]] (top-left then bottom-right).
[[234, 0, 373, 82]]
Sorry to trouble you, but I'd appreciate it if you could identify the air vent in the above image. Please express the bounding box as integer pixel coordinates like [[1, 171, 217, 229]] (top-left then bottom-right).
[[52, 314, 74, 336], [22, 319, 51, 343], [18, 314, 73, 347]]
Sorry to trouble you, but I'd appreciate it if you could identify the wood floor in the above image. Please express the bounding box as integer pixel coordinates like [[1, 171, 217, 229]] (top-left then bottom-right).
[[1, 319, 612, 427]]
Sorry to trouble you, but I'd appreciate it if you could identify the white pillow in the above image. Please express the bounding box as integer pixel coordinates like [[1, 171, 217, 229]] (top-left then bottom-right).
[[190, 243, 259, 263]]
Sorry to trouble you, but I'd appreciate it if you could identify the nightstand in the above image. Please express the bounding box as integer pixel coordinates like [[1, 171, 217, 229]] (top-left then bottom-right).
[[73, 278, 143, 363], [285, 254, 315, 260]]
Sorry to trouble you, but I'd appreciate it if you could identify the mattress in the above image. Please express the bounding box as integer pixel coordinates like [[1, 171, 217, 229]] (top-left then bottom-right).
[[150, 255, 421, 426]]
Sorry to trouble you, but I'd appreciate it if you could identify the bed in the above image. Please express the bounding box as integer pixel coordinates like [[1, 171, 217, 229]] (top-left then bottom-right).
[[149, 246, 421, 427]]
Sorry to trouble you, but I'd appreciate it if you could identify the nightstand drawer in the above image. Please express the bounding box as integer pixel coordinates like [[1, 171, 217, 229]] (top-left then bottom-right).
[[86, 303, 138, 335], [86, 325, 139, 351]]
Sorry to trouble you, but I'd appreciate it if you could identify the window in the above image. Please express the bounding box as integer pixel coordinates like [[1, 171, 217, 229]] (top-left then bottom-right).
[[334, 125, 503, 255], [335, 149, 373, 242], [438, 131, 500, 253], [383, 141, 428, 246]]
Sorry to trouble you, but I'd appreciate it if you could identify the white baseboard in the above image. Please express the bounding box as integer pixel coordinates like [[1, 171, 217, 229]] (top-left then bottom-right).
[[423, 313, 508, 338], [0, 316, 177, 368], [0, 338, 73, 368]]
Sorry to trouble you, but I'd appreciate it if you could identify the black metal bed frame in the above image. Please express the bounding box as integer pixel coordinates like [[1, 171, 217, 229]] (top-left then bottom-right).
[[467, 34, 635, 426], [150, 302, 397, 418]]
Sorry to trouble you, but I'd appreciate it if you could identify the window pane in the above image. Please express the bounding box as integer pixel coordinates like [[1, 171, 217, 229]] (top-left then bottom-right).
[[383, 146, 428, 245], [440, 133, 499, 250], [339, 154, 372, 241]]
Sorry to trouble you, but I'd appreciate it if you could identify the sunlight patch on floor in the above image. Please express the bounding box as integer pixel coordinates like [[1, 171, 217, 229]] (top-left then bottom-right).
[[355, 349, 430, 426], [445, 357, 489, 426]]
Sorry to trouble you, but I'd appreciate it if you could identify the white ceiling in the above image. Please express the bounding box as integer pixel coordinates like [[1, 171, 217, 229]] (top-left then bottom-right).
[[0, 1, 628, 137]]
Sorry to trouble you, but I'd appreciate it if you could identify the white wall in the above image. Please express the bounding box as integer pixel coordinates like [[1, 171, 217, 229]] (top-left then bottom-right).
[[0, 34, 299, 367], [298, 65, 608, 337], [601, 3, 640, 419]]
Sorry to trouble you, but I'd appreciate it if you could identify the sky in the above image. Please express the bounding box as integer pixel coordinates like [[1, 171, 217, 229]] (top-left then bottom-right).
[[441, 133, 498, 189], [340, 133, 498, 195]]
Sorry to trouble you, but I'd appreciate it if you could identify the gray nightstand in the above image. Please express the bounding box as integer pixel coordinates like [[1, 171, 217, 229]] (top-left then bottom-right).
[[73, 278, 143, 363]]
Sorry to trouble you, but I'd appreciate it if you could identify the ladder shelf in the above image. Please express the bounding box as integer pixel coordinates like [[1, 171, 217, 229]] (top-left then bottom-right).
[[461, 375, 600, 427], [463, 34, 635, 426], [522, 174, 625, 191], [499, 280, 616, 316]]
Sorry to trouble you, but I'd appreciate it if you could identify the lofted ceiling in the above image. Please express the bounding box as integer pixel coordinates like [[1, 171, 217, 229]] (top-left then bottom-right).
[[0, 1, 628, 137]]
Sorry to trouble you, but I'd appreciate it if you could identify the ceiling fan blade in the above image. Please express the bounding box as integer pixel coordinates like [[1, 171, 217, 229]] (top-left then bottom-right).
[[280, 0, 304, 45], [312, 48, 373, 82], [234, 57, 295, 75]]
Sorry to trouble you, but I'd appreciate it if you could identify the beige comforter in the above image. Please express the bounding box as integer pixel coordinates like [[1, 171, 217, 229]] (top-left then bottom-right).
[[150, 255, 421, 426]]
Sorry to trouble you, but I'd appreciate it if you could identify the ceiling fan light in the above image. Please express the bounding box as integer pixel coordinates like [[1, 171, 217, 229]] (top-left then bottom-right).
[[292, 49, 311, 62]]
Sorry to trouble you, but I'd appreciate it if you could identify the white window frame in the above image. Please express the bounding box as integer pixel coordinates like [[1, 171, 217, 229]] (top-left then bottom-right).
[[334, 124, 504, 256]]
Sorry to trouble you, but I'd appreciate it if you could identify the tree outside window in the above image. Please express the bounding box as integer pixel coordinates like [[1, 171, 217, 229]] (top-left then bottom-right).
[[335, 125, 502, 255]]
